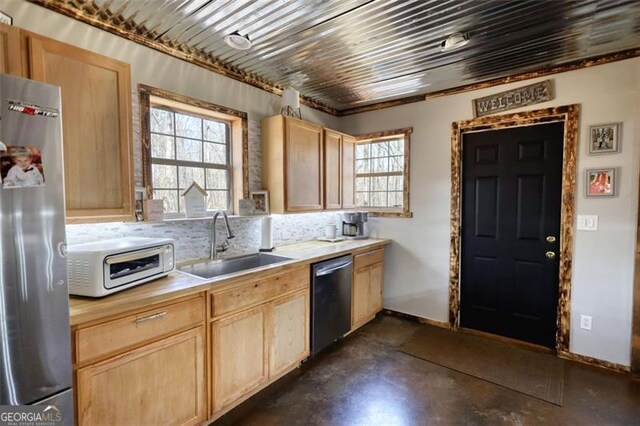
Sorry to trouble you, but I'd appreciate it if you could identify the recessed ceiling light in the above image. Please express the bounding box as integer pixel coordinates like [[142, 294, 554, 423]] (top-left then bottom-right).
[[224, 32, 252, 50], [441, 32, 470, 52]]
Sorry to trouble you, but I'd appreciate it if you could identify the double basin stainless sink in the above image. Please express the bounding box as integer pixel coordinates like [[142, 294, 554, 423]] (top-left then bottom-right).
[[178, 252, 293, 280]]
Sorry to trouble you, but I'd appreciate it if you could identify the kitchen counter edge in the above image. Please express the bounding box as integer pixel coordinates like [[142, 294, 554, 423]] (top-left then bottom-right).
[[69, 238, 391, 327]]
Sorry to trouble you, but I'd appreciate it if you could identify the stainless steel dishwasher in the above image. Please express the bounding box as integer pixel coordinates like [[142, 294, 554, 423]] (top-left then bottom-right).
[[311, 255, 353, 355]]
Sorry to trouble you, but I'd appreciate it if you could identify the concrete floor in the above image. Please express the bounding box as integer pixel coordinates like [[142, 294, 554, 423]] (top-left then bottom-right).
[[218, 315, 640, 425]]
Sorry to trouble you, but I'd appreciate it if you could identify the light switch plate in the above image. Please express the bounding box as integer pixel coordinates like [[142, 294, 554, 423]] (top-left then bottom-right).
[[577, 215, 598, 231]]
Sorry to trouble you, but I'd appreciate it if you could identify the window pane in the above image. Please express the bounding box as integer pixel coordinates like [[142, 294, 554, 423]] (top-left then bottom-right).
[[150, 108, 173, 134], [152, 164, 177, 188], [372, 157, 389, 173], [372, 176, 388, 191], [371, 192, 387, 207], [389, 156, 404, 172], [154, 190, 178, 214], [389, 191, 403, 208], [206, 168, 228, 190], [356, 143, 370, 160], [355, 176, 369, 192], [388, 139, 404, 156], [371, 141, 389, 158], [389, 175, 403, 191], [204, 120, 226, 143], [151, 134, 174, 159], [356, 159, 370, 174], [175, 113, 202, 139], [355, 192, 369, 206], [207, 190, 228, 210], [176, 138, 203, 162], [204, 142, 227, 164], [178, 166, 205, 189]]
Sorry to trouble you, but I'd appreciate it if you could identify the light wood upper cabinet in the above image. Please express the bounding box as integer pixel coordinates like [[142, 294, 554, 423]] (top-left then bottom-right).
[[262, 115, 323, 213], [28, 34, 134, 222], [262, 115, 358, 213], [342, 135, 356, 209], [76, 327, 206, 426], [324, 129, 342, 209], [0, 23, 23, 76], [269, 290, 310, 378], [352, 248, 385, 329], [211, 305, 268, 413]]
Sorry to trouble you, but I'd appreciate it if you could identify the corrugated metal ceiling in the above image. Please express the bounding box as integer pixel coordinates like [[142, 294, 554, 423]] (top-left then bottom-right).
[[33, 0, 640, 112]]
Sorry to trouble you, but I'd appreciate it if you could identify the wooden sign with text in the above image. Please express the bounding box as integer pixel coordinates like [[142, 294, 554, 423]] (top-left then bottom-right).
[[472, 80, 553, 117]]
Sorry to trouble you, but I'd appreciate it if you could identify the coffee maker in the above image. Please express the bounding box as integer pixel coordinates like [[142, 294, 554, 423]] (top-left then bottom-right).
[[341, 212, 369, 239]]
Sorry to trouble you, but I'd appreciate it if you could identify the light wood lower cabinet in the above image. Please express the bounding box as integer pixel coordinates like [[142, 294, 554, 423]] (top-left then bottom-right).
[[210, 305, 268, 413], [269, 290, 310, 378], [73, 296, 206, 426], [76, 327, 205, 426], [209, 269, 310, 418], [352, 249, 385, 329]]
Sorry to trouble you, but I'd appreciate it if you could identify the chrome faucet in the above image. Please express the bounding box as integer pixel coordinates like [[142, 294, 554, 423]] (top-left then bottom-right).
[[210, 210, 235, 260]]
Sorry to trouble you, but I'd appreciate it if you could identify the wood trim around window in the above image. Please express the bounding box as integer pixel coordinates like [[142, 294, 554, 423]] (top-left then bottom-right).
[[355, 127, 413, 218], [138, 85, 249, 214], [448, 105, 579, 354]]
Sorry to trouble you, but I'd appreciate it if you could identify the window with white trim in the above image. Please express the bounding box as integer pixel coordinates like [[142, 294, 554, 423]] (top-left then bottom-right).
[[354, 128, 412, 217], [149, 105, 231, 214]]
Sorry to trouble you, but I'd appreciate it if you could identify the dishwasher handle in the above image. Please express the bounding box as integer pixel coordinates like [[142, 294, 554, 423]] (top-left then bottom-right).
[[315, 260, 352, 277]]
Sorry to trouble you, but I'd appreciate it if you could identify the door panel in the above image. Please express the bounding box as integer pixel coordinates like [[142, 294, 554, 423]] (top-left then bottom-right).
[[323, 130, 341, 209], [285, 118, 323, 211], [461, 122, 564, 347]]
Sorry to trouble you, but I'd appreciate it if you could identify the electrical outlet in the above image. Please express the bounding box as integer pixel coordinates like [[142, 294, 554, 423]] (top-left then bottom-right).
[[577, 215, 598, 231], [580, 315, 592, 331]]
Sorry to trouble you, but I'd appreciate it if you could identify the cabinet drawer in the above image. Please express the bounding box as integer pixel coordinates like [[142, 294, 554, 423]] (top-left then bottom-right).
[[76, 297, 203, 364], [211, 267, 309, 319], [354, 248, 384, 270]]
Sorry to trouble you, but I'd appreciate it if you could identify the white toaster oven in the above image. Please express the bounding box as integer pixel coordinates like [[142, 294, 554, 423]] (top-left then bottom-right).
[[67, 237, 175, 297]]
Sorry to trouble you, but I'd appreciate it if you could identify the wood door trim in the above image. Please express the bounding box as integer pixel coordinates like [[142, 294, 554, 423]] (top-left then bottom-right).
[[633, 179, 640, 374], [449, 104, 579, 353]]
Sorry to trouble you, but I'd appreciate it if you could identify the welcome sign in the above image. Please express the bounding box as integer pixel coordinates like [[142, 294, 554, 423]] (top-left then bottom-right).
[[472, 80, 553, 117]]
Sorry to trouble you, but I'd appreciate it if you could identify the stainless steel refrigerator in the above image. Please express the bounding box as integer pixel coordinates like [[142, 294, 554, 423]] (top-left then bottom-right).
[[0, 74, 73, 423]]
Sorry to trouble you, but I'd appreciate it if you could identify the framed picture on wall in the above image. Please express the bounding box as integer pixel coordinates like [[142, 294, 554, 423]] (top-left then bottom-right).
[[250, 190, 270, 215], [588, 123, 620, 155], [586, 167, 616, 198]]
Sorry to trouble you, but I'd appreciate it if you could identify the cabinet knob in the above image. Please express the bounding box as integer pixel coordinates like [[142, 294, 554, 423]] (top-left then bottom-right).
[[546, 236, 556, 243], [545, 251, 556, 260]]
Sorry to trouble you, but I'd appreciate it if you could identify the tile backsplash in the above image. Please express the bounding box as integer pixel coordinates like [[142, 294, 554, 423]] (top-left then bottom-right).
[[66, 212, 344, 262]]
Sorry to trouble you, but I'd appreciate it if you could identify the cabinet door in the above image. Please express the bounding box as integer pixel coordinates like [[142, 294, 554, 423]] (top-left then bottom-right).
[[342, 135, 356, 209], [285, 117, 323, 211], [352, 265, 371, 327], [368, 261, 384, 316], [76, 328, 205, 426], [28, 35, 134, 222], [0, 23, 22, 76], [269, 290, 310, 378], [211, 305, 268, 413], [323, 129, 342, 209]]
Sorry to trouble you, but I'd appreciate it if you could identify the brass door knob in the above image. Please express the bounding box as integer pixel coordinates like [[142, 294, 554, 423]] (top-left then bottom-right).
[[546, 236, 556, 243], [545, 251, 556, 259]]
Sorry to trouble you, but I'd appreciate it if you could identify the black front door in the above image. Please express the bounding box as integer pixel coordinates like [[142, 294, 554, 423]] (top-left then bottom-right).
[[460, 122, 564, 347]]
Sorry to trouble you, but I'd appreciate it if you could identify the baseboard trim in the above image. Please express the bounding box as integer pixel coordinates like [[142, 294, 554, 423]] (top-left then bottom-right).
[[383, 310, 635, 376], [558, 350, 631, 374], [382, 309, 449, 329]]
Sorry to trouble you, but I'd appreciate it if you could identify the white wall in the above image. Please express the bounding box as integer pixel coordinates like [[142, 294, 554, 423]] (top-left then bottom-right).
[[341, 59, 640, 366]]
